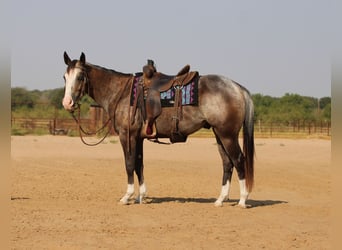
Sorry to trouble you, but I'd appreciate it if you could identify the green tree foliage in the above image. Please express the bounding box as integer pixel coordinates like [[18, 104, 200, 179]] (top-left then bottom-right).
[[11, 87, 37, 110], [252, 94, 277, 122], [322, 102, 331, 121], [48, 88, 65, 109], [252, 93, 330, 123], [319, 97, 331, 109], [11, 87, 95, 119]]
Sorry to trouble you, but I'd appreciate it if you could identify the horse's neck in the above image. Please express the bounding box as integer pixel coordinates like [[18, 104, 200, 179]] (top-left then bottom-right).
[[87, 66, 131, 113]]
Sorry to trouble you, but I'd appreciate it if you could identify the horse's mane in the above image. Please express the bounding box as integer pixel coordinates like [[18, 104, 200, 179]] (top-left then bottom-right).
[[86, 63, 132, 77]]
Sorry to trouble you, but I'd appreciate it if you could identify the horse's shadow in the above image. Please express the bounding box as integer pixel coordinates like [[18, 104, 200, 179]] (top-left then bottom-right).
[[11, 197, 30, 201], [146, 197, 287, 208]]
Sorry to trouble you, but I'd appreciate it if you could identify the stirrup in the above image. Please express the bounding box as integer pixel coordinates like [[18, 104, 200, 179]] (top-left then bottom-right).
[[141, 121, 157, 139]]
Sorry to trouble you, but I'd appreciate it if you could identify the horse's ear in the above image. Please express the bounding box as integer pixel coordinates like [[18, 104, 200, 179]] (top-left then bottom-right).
[[64, 51, 71, 65], [80, 52, 86, 64]]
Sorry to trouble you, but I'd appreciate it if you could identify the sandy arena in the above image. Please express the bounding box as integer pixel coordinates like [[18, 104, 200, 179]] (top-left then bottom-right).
[[11, 135, 331, 249]]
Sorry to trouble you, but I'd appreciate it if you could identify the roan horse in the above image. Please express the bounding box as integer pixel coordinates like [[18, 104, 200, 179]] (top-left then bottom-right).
[[62, 52, 255, 207]]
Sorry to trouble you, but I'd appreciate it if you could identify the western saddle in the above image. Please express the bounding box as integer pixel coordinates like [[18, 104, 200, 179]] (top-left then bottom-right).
[[139, 60, 198, 142]]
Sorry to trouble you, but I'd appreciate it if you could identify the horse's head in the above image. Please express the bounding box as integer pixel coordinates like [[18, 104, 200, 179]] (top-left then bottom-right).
[[62, 52, 88, 112]]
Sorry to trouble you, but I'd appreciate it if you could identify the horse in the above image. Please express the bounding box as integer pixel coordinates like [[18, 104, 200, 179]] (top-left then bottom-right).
[[62, 52, 255, 208]]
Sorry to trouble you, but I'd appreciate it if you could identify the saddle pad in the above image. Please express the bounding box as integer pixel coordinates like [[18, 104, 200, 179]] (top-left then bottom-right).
[[130, 73, 199, 107], [160, 78, 198, 107], [130, 73, 143, 106]]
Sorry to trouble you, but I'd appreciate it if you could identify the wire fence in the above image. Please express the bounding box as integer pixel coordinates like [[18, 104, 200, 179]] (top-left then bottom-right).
[[254, 120, 330, 138], [11, 116, 331, 138]]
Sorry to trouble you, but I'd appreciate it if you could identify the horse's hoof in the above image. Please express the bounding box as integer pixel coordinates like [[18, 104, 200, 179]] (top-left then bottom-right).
[[214, 201, 223, 207], [119, 198, 131, 205], [118, 200, 128, 205], [135, 199, 146, 204], [135, 198, 142, 204], [236, 203, 251, 209]]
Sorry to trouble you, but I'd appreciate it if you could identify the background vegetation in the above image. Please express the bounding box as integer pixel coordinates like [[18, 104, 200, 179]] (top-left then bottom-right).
[[11, 87, 93, 119], [252, 93, 330, 123]]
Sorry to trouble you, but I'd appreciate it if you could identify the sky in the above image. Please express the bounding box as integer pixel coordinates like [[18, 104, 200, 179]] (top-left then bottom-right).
[[10, 0, 338, 98]]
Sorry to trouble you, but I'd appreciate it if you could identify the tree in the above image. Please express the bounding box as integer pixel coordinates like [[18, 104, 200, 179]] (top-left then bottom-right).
[[11, 87, 36, 110], [48, 88, 65, 109], [252, 94, 277, 122], [251, 93, 331, 123], [322, 102, 331, 121]]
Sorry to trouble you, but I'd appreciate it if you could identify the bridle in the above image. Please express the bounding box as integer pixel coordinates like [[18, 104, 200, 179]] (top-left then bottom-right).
[[67, 65, 112, 146]]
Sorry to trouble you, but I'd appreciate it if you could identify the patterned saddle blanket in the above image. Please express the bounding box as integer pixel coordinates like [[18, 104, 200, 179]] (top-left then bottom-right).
[[130, 74, 199, 107]]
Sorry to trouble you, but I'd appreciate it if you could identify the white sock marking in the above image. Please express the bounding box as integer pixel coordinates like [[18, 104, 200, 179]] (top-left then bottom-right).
[[137, 183, 147, 204], [238, 179, 249, 208], [119, 184, 135, 204], [215, 180, 231, 207]]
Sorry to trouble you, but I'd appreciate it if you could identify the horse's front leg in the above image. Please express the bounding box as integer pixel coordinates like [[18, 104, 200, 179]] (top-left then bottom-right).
[[134, 138, 147, 204], [119, 133, 146, 205], [119, 159, 135, 205]]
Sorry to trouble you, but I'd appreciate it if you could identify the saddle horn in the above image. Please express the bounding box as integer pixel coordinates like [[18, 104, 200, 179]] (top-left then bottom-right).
[[143, 59, 157, 79]]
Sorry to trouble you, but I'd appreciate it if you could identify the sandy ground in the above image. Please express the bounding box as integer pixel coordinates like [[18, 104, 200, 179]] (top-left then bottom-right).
[[11, 135, 331, 249]]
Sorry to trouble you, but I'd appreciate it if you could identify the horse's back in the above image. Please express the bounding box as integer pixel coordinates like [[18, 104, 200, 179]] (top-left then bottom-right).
[[198, 74, 250, 131], [199, 74, 247, 95]]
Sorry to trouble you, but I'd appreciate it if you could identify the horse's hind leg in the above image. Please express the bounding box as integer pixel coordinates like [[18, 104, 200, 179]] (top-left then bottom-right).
[[229, 141, 249, 208], [214, 136, 234, 207], [215, 133, 249, 208]]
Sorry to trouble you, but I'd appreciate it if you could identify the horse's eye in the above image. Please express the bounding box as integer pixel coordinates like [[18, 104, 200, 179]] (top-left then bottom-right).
[[77, 75, 84, 81]]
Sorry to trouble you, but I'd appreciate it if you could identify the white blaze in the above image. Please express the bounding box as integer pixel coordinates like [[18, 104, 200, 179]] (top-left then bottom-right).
[[62, 67, 82, 110]]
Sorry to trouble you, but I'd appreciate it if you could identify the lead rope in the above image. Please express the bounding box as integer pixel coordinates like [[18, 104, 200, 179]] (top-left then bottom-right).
[[71, 106, 112, 146]]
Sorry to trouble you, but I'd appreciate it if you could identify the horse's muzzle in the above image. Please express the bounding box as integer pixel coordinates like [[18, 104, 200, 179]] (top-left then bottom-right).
[[62, 96, 75, 111]]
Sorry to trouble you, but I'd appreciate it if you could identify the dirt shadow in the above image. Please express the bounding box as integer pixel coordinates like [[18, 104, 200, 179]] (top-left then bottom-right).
[[246, 199, 288, 207], [11, 197, 30, 201], [147, 197, 217, 204], [226, 199, 288, 208], [146, 196, 287, 208]]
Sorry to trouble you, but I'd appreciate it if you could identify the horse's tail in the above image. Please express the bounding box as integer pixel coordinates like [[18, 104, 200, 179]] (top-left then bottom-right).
[[243, 91, 255, 192]]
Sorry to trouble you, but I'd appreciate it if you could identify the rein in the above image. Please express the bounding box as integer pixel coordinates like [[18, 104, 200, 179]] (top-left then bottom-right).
[[71, 104, 112, 146]]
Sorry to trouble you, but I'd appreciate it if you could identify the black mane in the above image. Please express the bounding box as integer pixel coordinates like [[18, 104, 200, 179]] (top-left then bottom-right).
[[87, 63, 132, 77]]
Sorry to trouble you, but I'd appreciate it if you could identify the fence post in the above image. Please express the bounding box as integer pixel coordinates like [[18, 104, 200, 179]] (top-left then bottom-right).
[[53, 119, 56, 135], [90, 106, 96, 132], [308, 122, 311, 134]]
